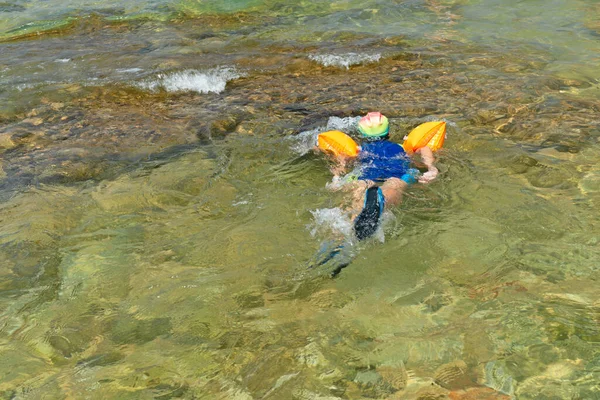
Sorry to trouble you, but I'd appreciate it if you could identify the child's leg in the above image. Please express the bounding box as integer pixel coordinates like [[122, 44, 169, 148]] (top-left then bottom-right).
[[349, 179, 373, 219], [351, 177, 408, 213], [352, 177, 408, 241], [380, 177, 408, 208]]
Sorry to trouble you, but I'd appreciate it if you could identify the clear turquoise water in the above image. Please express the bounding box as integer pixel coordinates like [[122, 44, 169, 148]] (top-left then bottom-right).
[[1, 1, 600, 399]]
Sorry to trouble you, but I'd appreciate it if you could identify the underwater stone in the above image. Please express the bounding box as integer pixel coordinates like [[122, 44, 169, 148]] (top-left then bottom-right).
[[448, 387, 511, 399], [209, 113, 244, 138], [235, 120, 285, 136], [217, 331, 249, 349], [0, 348, 48, 394], [376, 365, 408, 391], [298, 342, 328, 368], [0, 133, 16, 149], [308, 289, 352, 309], [354, 369, 382, 387], [352, 369, 395, 398], [434, 360, 474, 390], [526, 168, 571, 188], [110, 316, 172, 345], [414, 385, 450, 400], [234, 290, 265, 309], [78, 351, 125, 367], [516, 375, 579, 400], [495, 119, 519, 135], [423, 293, 452, 313], [471, 110, 505, 125], [292, 389, 342, 400], [483, 361, 514, 397], [542, 77, 591, 91], [559, 335, 596, 360], [526, 343, 560, 365], [502, 351, 546, 382], [504, 154, 539, 174], [22, 117, 44, 126], [48, 335, 77, 358], [579, 170, 600, 193]]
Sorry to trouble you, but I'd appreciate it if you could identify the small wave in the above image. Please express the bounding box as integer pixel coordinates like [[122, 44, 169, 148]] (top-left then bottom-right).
[[116, 68, 143, 74], [309, 53, 382, 69], [136, 68, 241, 94], [54, 58, 71, 63]]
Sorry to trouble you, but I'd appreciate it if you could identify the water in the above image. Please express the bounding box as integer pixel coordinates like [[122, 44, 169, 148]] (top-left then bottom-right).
[[1, 1, 600, 399]]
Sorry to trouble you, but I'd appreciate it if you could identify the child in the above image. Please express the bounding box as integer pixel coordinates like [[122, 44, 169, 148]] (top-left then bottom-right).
[[330, 112, 439, 240]]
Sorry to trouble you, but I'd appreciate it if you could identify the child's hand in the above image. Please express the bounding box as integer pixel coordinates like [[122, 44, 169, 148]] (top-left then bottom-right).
[[418, 167, 438, 183]]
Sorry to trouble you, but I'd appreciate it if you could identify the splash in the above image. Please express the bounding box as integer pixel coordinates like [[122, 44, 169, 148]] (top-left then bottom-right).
[[326, 116, 361, 133], [289, 128, 320, 155], [136, 68, 241, 94], [290, 116, 360, 155], [309, 207, 353, 238], [308, 53, 382, 69]]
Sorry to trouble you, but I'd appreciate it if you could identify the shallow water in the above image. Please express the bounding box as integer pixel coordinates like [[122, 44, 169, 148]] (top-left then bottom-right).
[[1, 1, 600, 399]]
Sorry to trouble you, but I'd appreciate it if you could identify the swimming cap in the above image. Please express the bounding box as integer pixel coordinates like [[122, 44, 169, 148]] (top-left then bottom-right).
[[358, 112, 389, 138]]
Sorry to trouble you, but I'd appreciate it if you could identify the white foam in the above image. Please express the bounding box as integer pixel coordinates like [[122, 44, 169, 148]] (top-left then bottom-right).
[[136, 68, 241, 94], [54, 58, 71, 63], [309, 207, 353, 238], [309, 53, 382, 69]]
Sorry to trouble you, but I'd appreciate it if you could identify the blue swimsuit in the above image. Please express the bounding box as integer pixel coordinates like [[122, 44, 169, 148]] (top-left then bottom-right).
[[358, 139, 410, 182]]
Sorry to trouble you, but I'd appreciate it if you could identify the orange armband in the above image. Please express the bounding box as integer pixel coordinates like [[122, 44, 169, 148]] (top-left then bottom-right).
[[317, 130, 360, 158], [402, 122, 446, 154]]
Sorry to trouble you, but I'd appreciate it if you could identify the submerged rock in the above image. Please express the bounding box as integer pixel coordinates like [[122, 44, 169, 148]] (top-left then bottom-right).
[[414, 385, 450, 400], [298, 342, 328, 368], [526, 166, 573, 189], [110, 316, 172, 345], [483, 361, 514, 397], [579, 170, 600, 193], [376, 364, 408, 392], [448, 387, 511, 400], [434, 360, 475, 390], [0, 133, 16, 150]]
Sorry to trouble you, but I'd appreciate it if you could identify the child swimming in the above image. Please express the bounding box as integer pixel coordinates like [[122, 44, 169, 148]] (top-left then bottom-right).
[[311, 112, 444, 276], [323, 112, 440, 240]]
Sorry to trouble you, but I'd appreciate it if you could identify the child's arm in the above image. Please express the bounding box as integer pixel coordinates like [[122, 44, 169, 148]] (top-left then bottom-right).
[[330, 158, 348, 177], [416, 146, 438, 183]]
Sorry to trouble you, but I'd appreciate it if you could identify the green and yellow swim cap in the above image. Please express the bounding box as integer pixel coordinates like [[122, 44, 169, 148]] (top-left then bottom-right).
[[357, 112, 389, 138]]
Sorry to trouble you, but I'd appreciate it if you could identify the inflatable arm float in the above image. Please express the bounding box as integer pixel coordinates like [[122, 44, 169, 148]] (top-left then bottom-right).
[[317, 130, 359, 158], [402, 121, 446, 153], [317, 121, 446, 157]]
